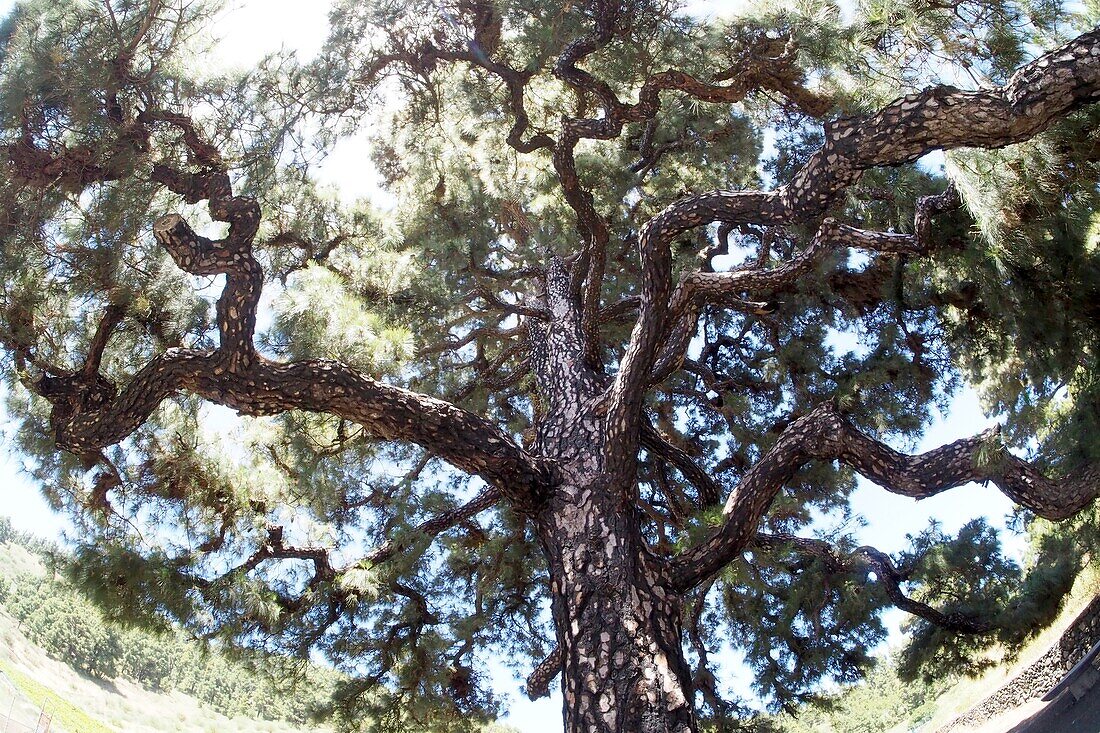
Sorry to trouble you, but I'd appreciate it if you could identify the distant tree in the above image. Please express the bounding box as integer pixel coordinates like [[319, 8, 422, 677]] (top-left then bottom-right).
[[5, 576, 123, 678], [1, 1, 1099, 731], [771, 654, 951, 733], [0, 564, 337, 722]]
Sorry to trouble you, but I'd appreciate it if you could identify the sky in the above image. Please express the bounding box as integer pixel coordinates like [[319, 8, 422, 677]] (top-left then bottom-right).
[[0, 1, 1025, 731]]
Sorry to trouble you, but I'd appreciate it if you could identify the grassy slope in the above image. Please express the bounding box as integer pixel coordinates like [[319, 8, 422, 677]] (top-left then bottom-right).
[[1, 657, 115, 733], [0, 541, 332, 733]]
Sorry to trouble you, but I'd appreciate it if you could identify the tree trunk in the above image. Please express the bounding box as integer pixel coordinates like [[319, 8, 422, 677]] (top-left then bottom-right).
[[530, 262, 697, 731], [537, 473, 697, 733]]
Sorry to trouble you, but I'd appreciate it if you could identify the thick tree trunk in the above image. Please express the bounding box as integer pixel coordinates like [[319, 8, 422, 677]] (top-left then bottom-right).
[[530, 261, 697, 732], [537, 473, 697, 733]]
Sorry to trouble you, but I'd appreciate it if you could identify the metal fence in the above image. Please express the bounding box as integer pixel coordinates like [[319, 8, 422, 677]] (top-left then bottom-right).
[[0, 671, 51, 733]]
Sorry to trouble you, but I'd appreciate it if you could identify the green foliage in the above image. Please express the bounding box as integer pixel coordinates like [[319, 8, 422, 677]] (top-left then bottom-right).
[[894, 516, 1090, 683], [939, 108, 1100, 473], [895, 520, 1019, 682], [767, 656, 952, 733], [0, 0, 1097, 728], [715, 539, 888, 710], [5, 574, 124, 678]]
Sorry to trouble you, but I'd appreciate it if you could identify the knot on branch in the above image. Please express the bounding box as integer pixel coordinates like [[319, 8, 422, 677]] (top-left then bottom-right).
[[38, 372, 118, 417], [4, 138, 117, 192], [972, 424, 1007, 471], [149, 163, 258, 241], [37, 371, 118, 453], [150, 164, 231, 203], [914, 184, 963, 249], [153, 214, 229, 275]]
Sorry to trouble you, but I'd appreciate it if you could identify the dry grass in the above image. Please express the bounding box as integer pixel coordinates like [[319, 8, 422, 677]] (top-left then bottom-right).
[[1, 658, 116, 733], [0, 541, 47, 581]]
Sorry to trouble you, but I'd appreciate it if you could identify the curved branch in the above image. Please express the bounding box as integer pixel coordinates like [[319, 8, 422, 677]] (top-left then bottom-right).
[[525, 645, 563, 701], [467, 279, 548, 320], [51, 352, 547, 509], [36, 130, 549, 514], [606, 29, 1100, 487], [82, 299, 127, 377], [551, 6, 619, 365], [551, 10, 834, 368], [753, 533, 993, 634], [640, 420, 722, 508], [433, 51, 554, 154], [358, 485, 503, 567], [185, 524, 348, 644], [651, 189, 958, 383], [671, 401, 1100, 591]]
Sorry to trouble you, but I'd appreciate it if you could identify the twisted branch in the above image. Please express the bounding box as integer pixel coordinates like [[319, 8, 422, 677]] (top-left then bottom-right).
[[605, 29, 1100, 490], [671, 401, 1100, 591]]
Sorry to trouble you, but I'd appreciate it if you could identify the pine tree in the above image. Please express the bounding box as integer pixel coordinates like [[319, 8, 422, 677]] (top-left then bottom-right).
[[1, 1, 1099, 731]]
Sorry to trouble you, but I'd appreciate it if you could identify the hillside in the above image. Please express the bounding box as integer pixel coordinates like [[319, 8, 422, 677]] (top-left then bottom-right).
[[1, 511, 1093, 733], [0, 616, 330, 733], [0, 521, 522, 733], [0, 525, 335, 733]]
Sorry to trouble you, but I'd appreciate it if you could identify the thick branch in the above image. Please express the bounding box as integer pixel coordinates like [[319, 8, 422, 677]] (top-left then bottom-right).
[[152, 210, 261, 369], [34, 133, 547, 512], [606, 30, 1100, 487], [640, 420, 722, 508], [82, 299, 127, 377], [525, 646, 563, 701], [671, 401, 1100, 591], [51, 352, 547, 509]]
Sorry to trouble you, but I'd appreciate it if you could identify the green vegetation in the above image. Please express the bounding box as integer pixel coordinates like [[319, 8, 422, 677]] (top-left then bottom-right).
[[770, 660, 950, 733], [3, 573, 338, 722], [0, 0, 1099, 730], [757, 561, 1100, 733], [0, 658, 116, 733], [0, 517, 337, 727]]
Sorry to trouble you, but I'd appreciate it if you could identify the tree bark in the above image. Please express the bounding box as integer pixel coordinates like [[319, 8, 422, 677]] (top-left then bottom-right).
[[530, 261, 698, 732], [536, 469, 697, 733], [530, 259, 699, 726]]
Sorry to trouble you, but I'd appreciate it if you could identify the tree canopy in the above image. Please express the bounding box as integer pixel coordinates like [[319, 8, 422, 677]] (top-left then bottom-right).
[[1, 1, 1099, 731]]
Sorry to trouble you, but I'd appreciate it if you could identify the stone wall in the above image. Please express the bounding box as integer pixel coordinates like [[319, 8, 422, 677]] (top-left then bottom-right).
[[936, 593, 1100, 732]]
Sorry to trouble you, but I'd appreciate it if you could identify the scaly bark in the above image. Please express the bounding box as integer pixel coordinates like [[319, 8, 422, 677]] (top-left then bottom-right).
[[605, 27, 1100, 488], [530, 262, 696, 731], [537, 479, 695, 733]]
